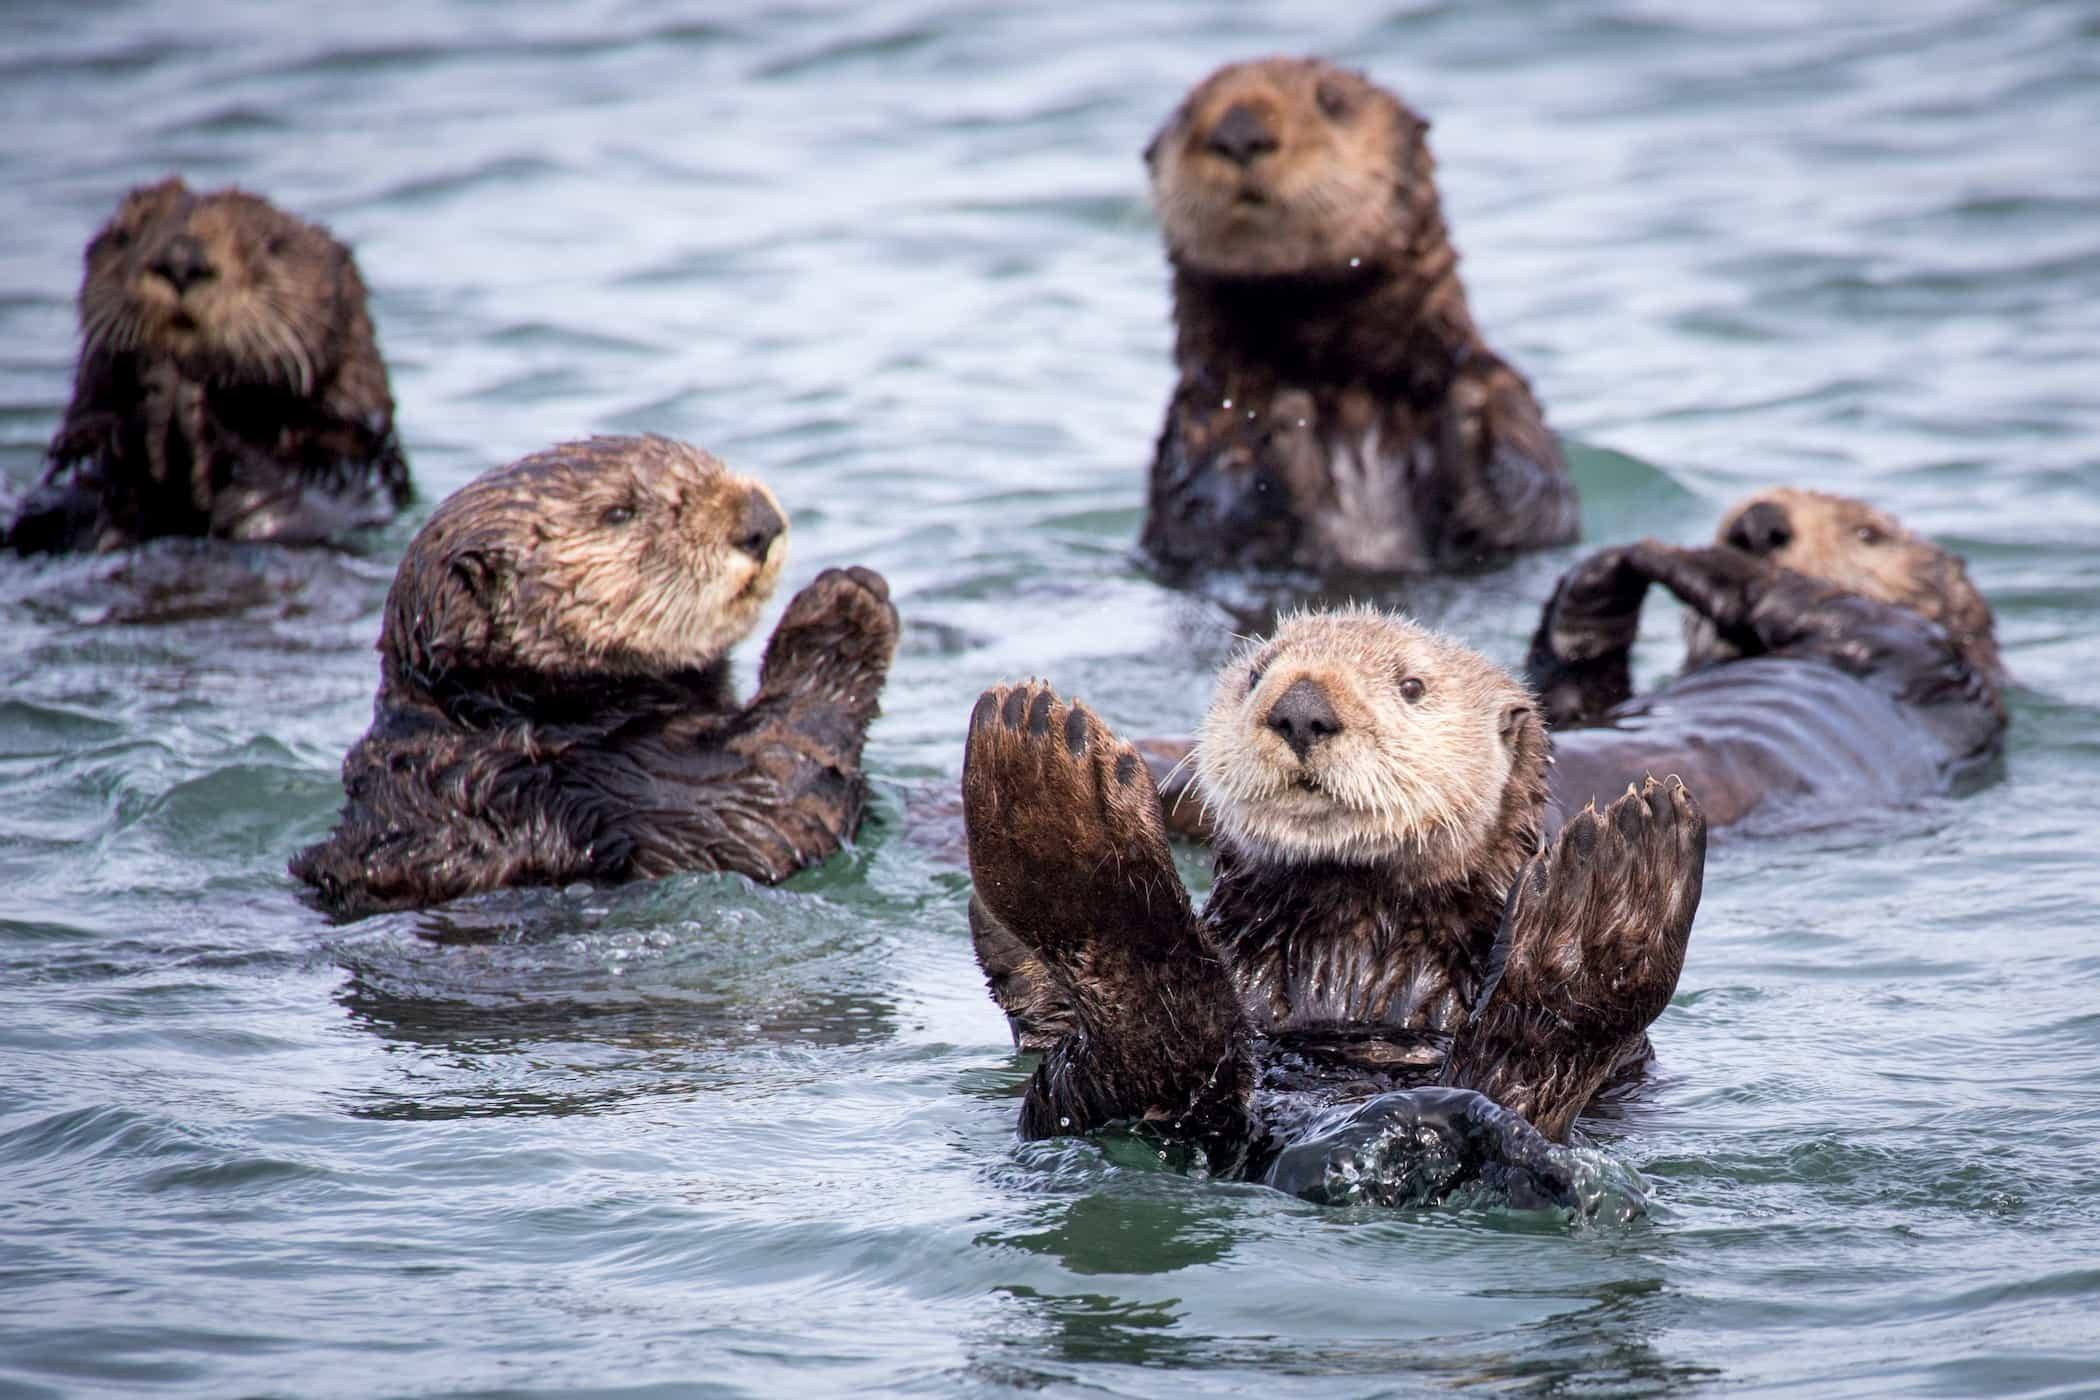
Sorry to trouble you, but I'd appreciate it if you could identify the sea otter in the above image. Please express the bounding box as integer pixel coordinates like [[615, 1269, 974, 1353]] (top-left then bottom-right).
[[1144, 488, 2006, 840], [1141, 57, 1578, 580], [292, 435, 899, 917], [964, 611, 1705, 1206], [1523, 487, 2006, 831], [6, 177, 410, 554]]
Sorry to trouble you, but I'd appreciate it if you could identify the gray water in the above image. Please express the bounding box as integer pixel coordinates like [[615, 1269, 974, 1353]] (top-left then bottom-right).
[[4, 2, 2099, 1395]]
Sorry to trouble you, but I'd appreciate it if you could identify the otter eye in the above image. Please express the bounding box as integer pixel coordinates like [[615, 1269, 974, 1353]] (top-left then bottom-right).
[[1316, 79, 1351, 120], [599, 504, 635, 528], [106, 229, 133, 252], [1855, 524, 1885, 545], [1246, 666, 1265, 694], [1397, 676, 1425, 703]]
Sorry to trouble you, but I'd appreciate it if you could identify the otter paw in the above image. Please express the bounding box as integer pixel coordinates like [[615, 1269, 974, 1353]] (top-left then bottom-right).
[[760, 566, 901, 696], [1486, 774, 1706, 1038], [961, 681, 1187, 963]]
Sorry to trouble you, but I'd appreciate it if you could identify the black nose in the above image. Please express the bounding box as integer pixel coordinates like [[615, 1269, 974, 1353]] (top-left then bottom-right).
[[1725, 501, 1793, 555], [150, 235, 214, 293], [1205, 103, 1279, 166], [733, 491, 784, 563], [1265, 677, 1342, 759]]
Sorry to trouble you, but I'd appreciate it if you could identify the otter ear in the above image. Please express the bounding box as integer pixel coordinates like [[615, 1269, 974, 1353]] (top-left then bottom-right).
[[1499, 702, 1534, 747], [388, 543, 506, 685]]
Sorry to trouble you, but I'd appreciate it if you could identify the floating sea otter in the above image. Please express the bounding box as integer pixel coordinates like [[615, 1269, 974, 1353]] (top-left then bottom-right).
[[1141, 57, 1578, 579], [1523, 486, 2006, 830], [6, 177, 411, 554], [1146, 488, 2006, 840], [292, 435, 899, 917], [964, 611, 1705, 1207]]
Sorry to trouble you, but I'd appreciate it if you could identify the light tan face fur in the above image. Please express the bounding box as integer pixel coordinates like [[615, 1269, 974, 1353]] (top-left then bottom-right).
[[1197, 608, 1536, 873], [1147, 57, 1429, 279], [78, 176, 356, 394], [1697, 487, 2000, 674], [398, 435, 787, 681]]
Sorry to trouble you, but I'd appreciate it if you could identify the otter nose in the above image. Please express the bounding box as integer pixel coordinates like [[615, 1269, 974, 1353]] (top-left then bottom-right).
[[150, 235, 214, 293], [1726, 501, 1793, 556], [1205, 103, 1279, 166], [733, 491, 785, 563], [1266, 677, 1342, 760]]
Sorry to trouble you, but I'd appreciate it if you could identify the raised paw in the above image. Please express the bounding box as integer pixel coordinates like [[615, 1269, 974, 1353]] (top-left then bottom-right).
[[759, 565, 901, 700], [1446, 775, 1706, 1140], [1525, 545, 1649, 725], [961, 681, 1188, 967]]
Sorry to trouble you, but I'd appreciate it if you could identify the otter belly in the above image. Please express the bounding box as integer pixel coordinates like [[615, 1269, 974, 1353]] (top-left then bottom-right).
[[1547, 657, 1946, 836]]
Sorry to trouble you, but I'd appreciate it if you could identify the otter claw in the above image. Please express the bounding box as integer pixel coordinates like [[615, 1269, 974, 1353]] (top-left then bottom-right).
[[1001, 687, 1029, 730]]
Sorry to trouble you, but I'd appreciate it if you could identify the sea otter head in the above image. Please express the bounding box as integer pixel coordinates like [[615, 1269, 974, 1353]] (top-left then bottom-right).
[[76, 176, 372, 398], [1695, 486, 2002, 677], [380, 435, 787, 702], [1196, 608, 1548, 886], [1146, 57, 1437, 281]]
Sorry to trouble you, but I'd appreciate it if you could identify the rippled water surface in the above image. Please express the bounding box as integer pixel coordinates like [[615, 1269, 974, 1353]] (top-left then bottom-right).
[[4, 3, 2099, 1395]]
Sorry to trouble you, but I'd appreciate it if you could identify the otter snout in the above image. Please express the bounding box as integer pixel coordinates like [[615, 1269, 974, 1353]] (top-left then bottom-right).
[[1206, 102, 1280, 166], [734, 489, 786, 563], [1266, 676, 1342, 759], [150, 234, 215, 293], [1726, 501, 1792, 556]]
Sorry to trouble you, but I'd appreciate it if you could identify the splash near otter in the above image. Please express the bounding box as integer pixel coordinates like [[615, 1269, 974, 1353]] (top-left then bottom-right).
[[1141, 58, 1578, 579], [963, 610, 1704, 1208], [291, 435, 899, 916], [7, 177, 411, 554]]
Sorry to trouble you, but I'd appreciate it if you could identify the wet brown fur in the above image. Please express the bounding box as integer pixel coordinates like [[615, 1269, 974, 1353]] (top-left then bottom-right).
[[962, 612, 1705, 1164], [1141, 57, 1577, 578], [292, 435, 898, 916], [8, 177, 411, 553], [1526, 488, 2007, 831]]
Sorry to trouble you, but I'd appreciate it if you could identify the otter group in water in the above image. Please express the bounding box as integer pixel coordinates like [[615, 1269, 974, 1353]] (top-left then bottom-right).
[[7, 178, 411, 554], [10, 57, 2020, 1215]]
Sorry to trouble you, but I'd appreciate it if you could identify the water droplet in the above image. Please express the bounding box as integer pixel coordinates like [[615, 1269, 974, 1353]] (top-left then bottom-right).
[[1059, 1116, 1071, 1127], [1349, 257, 1362, 268], [1221, 398, 1233, 409], [1296, 419, 1308, 428]]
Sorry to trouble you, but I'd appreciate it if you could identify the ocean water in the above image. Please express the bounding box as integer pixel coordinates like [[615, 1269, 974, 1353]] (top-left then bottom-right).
[[3, 2, 2098, 1395]]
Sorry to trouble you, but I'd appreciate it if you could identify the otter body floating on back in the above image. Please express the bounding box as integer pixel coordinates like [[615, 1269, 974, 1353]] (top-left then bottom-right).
[[1525, 487, 2006, 832], [292, 435, 899, 917], [1141, 58, 1578, 580], [962, 610, 1704, 1207], [6, 177, 411, 555]]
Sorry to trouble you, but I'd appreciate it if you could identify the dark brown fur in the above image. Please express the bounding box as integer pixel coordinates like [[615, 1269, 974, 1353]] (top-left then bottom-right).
[[1141, 58, 1577, 578], [962, 648, 1703, 1192], [292, 436, 897, 916], [7, 177, 410, 554], [1524, 491, 2006, 831]]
